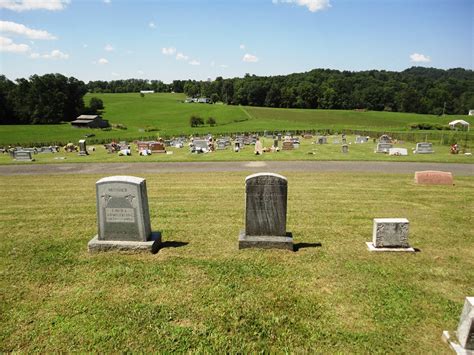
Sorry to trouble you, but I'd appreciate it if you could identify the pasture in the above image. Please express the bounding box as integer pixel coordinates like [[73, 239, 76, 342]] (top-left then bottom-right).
[[1, 171, 473, 352], [0, 93, 470, 146]]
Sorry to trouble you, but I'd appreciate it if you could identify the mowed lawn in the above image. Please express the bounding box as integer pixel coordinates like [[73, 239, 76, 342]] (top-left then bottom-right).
[[1, 172, 473, 352], [0, 92, 470, 146]]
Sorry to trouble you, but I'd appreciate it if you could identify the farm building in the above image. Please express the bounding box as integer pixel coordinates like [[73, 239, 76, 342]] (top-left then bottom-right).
[[71, 115, 109, 128], [140, 90, 155, 94], [449, 119, 470, 131]]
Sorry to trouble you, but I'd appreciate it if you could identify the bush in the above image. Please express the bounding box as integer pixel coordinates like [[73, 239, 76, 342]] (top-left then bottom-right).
[[206, 117, 216, 126], [409, 123, 449, 130], [190, 115, 204, 127]]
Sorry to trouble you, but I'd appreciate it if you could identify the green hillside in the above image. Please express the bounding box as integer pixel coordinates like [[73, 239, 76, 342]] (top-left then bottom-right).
[[0, 92, 470, 146]]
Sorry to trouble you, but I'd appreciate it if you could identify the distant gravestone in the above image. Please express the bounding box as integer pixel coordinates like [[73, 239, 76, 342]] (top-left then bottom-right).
[[388, 148, 408, 156], [282, 141, 294, 150], [414, 142, 434, 154], [443, 297, 474, 353], [273, 139, 279, 148], [13, 151, 34, 161], [342, 144, 349, 153], [217, 141, 227, 150], [88, 176, 161, 253], [375, 143, 393, 153], [355, 136, 368, 144], [150, 142, 166, 153], [317, 136, 327, 144], [137, 141, 150, 152], [367, 218, 414, 252], [78, 139, 88, 156], [239, 173, 293, 250], [414, 171, 454, 185], [193, 140, 208, 151], [379, 135, 392, 143]]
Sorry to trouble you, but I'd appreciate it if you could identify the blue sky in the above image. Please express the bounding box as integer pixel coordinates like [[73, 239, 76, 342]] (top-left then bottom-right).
[[0, 0, 472, 83]]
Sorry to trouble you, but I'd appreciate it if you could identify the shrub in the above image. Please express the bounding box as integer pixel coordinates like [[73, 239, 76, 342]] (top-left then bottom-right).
[[206, 117, 216, 126], [190, 115, 204, 127]]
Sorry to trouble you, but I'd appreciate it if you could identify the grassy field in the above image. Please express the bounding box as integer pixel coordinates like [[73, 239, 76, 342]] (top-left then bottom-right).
[[1, 172, 473, 352], [0, 92, 471, 146], [1, 134, 473, 165]]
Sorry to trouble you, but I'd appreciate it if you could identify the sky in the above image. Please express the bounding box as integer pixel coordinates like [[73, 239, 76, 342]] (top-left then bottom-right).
[[0, 0, 473, 83]]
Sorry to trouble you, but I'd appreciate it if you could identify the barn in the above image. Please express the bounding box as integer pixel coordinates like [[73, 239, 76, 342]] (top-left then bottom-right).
[[71, 115, 109, 128]]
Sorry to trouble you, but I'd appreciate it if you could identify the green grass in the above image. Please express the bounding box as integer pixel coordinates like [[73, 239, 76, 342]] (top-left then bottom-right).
[[1, 134, 472, 165], [1, 172, 473, 352], [0, 92, 471, 146]]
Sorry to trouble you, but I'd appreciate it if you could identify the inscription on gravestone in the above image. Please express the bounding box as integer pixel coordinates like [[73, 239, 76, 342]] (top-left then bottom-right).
[[239, 173, 293, 250]]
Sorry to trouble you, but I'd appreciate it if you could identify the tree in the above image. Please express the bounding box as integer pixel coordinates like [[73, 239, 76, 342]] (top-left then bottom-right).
[[190, 115, 204, 127], [206, 117, 216, 126]]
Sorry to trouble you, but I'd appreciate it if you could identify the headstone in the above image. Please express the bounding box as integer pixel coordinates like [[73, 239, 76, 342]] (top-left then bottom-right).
[[443, 297, 474, 353], [239, 173, 293, 250], [193, 139, 208, 151], [234, 141, 241, 152], [88, 176, 161, 253], [342, 137, 347, 144], [273, 139, 279, 148], [303, 134, 313, 139], [379, 134, 392, 143], [355, 136, 368, 144], [317, 136, 327, 144], [414, 171, 454, 185], [150, 142, 166, 153], [367, 218, 414, 252], [282, 141, 294, 150], [217, 141, 227, 150], [277, 133, 282, 141], [388, 148, 408, 156], [375, 143, 393, 153], [137, 142, 150, 152], [342, 144, 349, 153], [13, 150, 34, 161], [414, 142, 434, 154], [78, 139, 88, 156]]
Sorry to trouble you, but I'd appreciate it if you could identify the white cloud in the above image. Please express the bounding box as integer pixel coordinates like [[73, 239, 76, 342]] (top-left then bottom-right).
[[103, 0, 111, 3], [239, 44, 245, 50], [98, 58, 108, 64], [243, 53, 259, 62], [0, 36, 29, 53], [189, 59, 200, 66], [104, 44, 114, 51], [137, 70, 144, 75], [0, 20, 56, 40], [220, 64, 229, 68], [410, 52, 431, 63], [176, 52, 188, 61], [111, 72, 120, 77], [30, 49, 69, 59], [161, 47, 176, 55], [273, 0, 331, 13], [149, 22, 156, 29], [0, 0, 69, 11]]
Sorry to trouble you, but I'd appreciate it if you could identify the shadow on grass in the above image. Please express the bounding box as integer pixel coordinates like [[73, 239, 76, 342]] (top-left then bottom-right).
[[294, 242, 322, 251], [152, 241, 189, 254]]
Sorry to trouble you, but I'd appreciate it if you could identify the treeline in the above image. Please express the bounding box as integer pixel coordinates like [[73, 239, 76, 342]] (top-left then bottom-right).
[[0, 74, 87, 124], [180, 67, 473, 115], [86, 67, 474, 115]]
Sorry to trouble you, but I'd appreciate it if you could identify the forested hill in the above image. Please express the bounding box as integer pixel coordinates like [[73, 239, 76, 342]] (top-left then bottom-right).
[[87, 67, 473, 115], [1, 67, 473, 125]]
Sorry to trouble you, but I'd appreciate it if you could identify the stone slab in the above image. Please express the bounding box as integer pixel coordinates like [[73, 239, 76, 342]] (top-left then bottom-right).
[[88, 232, 161, 253], [442, 331, 474, 355], [373, 218, 410, 248], [366, 242, 415, 252], [239, 230, 293, 250], [415, 171, 454, 185]]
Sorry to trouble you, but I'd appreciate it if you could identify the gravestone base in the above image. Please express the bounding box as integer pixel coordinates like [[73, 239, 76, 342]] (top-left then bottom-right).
[[366, 242, 415, 252], [238, 230, 293, 250], [442, 331, 474, 355], [88, 232, 161, 254]]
